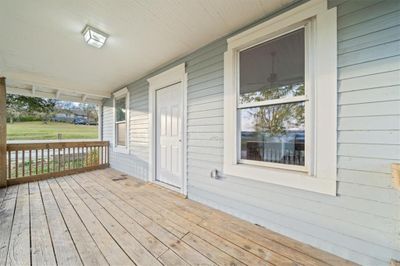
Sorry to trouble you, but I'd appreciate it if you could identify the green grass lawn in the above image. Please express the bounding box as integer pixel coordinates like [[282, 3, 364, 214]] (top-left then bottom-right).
[[7, 121, 98, 141]]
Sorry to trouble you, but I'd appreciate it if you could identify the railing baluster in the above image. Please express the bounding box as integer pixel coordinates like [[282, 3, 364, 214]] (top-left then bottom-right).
[[22, 150, 25, 177], [8, 150, 11, 179], [15, 150, 18, 178], [35, 150, 38, 175], [29, 150, 32, 176], [41, 149, 44, 174], [68, 147, 70, 169]]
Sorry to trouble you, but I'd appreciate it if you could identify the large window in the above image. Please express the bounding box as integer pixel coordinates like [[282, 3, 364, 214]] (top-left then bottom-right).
[[113, 88, 129, 153], [239, 29, 306, 169], [223, 0, 337, 195]]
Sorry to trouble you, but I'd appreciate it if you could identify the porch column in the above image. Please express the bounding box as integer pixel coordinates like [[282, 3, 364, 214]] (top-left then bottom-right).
[[0, 77, 6, 187]]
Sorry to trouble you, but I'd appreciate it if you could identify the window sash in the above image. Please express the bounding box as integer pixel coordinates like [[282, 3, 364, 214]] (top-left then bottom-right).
[[238, 95, 307, 109], [236, 25, 310, 172]]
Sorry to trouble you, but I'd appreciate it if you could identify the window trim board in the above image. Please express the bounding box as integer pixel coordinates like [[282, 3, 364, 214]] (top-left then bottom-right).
[[223, 0, 337, 195]]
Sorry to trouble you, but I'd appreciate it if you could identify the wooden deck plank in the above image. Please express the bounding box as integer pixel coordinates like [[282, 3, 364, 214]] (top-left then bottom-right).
[[123, 171, 340, 266], [158, 249, 189, 266], [63, 175, 163, 266], [46, 178, 108, 266], [91, 170, 284, 265], [69, 175, 169, 258], [182, 233, 246, 266], [6, 184, 30, 266], [81, 171, 216, 266], [0, 186, 18, 266], [101, 168, 357, 266], [29, 182, 57, 266], [54, 177, 134, 266], [149, 183, 331, 266], [38, 180, 83, 266], [88, 171, 274, 266], [85, 173, 188, 239], [0, 169, 358, 266], [0, 186, 7, 206]]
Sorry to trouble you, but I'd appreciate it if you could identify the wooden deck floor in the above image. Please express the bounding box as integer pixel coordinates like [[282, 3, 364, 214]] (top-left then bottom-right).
[[0, 168, 356, 266]]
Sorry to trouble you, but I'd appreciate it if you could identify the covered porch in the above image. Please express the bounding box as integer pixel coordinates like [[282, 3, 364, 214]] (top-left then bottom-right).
[[0, 168, 355, 266]]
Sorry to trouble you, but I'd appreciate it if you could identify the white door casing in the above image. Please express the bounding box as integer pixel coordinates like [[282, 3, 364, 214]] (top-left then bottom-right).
[[148, 63, 187, 195], [156, 83, 182, 187]]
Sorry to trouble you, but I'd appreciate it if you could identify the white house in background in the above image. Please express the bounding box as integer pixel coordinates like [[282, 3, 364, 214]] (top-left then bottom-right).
[[1, 0, 399, 264]]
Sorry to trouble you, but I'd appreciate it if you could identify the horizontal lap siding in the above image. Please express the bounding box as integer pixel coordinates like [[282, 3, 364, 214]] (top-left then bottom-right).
[[103, 89, 149, 180], [102, 1, 400, 264], [187, 1, 400, 265]]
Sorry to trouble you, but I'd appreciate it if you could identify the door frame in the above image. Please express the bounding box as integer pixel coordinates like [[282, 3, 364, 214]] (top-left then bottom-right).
[[147, 63, 187, 196]]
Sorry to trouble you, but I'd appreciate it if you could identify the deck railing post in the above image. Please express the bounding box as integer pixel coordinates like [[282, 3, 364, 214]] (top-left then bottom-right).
[[0, 77, 7, 187]]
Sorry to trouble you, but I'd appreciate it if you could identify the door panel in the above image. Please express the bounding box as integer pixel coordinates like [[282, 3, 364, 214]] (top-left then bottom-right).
[[156, 82, 183, 188]]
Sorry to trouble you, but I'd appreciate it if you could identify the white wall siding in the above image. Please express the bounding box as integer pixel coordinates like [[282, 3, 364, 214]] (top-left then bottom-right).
[[103, 1, 400, 264]]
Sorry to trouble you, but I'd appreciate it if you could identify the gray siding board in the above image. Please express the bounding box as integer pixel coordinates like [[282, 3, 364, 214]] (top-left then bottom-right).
[[338, 10, 400, 41], [338, 130, 400, 145], [337, 0, 400, 29], [338, 25, 400, 54], [338, 101, 400, 117], [102, 1, 400, 264], [338, 41, 400, 67], [339, 55, 400, 79], [338, 86, 400, 104]]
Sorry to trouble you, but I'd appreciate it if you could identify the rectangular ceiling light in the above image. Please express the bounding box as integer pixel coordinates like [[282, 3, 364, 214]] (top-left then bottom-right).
[[82, 25, 108, 48]]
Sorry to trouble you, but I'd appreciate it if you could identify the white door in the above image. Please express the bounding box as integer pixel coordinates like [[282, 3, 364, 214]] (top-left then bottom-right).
[[156, 82, 183, 188]]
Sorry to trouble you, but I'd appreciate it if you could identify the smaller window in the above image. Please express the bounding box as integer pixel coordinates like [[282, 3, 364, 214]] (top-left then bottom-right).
[[113, 88, 129, 153], [115, 97, 127, 146]]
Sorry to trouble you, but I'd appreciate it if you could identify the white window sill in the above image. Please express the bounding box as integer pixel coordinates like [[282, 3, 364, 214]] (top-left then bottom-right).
[[113, 146, 129, 154], [223, 162, 337, 196]]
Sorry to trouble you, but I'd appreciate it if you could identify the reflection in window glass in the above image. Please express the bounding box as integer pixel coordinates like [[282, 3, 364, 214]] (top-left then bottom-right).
[[116, 122, 126, 146], [239, 29, 305, 104], [240, 102, 305, 166], [116, 97, 126, 122]]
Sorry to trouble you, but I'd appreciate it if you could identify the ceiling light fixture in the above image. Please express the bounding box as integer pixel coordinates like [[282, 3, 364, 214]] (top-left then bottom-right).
[[82, 25, 108, 48]]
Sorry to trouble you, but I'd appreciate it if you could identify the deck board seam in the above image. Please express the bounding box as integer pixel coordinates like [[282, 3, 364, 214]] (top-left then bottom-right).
[[43, 179, 85, 265], [97, 173, 278, 265], [86, 172, 265, 266], [38, 180, 59, 265], [58, 176, 138, 265], [68, 174, 166, 263], [82, 171, 213, 266], [46, 178, 111, 266], [4, 185, 19, 266]]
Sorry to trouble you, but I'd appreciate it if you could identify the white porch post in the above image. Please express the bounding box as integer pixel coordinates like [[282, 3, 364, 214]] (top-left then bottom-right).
[[0, 77, 7, 187]]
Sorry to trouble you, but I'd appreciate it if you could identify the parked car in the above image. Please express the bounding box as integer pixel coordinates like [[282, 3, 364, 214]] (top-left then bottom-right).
[[73, 117, 88, 125]]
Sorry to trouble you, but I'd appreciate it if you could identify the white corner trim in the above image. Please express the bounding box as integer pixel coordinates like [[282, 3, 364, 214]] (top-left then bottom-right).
[[148, 63, 188, 196], [223, 0, 337, 196], [112, 87, 130, 154]]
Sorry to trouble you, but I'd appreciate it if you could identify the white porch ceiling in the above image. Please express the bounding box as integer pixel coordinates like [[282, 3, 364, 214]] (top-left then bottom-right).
[[0, 0, 294, 102]]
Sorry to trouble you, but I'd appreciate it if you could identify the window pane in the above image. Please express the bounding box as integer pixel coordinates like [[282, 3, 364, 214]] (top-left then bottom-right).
[[239, 29, 304, 104], [116, 97, 126, 122], [116, 122, 126, 146], [240, 102, 305, 166]]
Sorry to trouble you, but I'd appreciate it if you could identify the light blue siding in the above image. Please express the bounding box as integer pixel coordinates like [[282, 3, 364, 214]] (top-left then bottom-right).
[[102, 0, 400, 264]]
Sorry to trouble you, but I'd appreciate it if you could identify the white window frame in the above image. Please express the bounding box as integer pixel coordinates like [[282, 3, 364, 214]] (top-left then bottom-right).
[[223, 0, 337, 195], [113, 87, 129, 154]]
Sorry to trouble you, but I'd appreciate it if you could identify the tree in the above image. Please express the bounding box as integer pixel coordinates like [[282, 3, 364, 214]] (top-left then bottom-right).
[[241, 83, 305, 136], [6, 94, 56, 123]]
